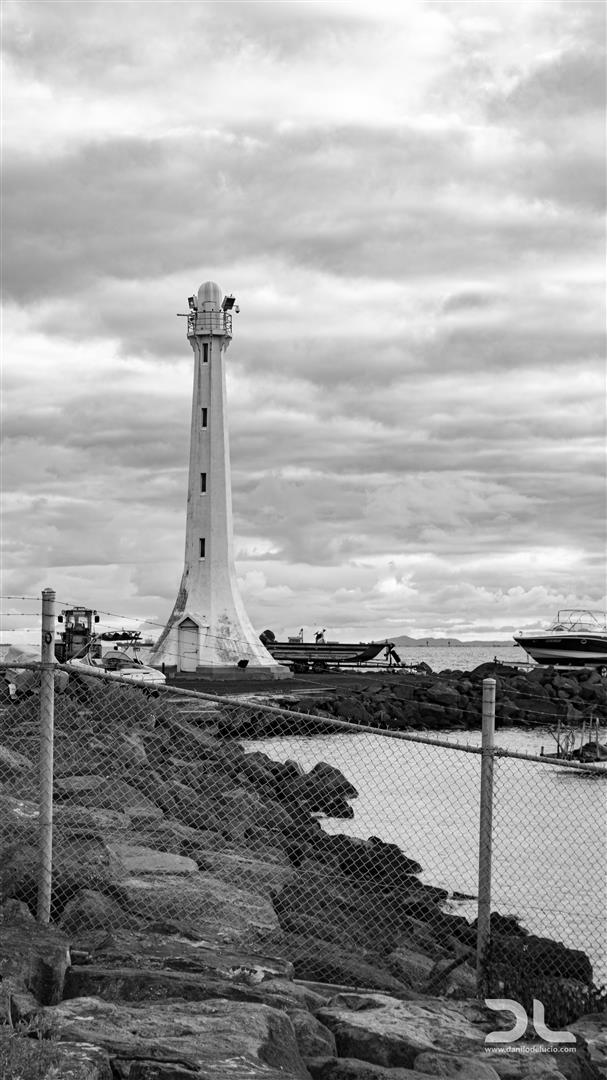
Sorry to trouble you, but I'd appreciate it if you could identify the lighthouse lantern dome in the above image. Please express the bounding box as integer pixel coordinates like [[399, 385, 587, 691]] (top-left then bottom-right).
[[198, 281, 222, 311]]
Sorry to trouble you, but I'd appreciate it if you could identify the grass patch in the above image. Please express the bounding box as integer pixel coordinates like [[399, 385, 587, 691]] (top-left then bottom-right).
[[0, 1025, 63, 1080]]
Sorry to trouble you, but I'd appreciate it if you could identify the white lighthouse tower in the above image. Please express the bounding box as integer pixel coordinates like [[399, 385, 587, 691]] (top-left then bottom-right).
[[151, 281, 289, 679]]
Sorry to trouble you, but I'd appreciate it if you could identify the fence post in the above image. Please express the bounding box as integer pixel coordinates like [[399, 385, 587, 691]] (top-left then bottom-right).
[[476, 677, 496, 998], [38, 586, 56, 924]]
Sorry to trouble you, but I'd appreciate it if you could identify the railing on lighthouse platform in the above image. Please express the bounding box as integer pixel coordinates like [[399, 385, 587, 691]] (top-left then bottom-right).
[[178, 294, 237, 338], [186, 310, 233, 337]]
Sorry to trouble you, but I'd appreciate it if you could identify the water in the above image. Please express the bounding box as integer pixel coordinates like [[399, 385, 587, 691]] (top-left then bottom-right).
[[244, 725, 607, 984], [395, 643, 531, 672]]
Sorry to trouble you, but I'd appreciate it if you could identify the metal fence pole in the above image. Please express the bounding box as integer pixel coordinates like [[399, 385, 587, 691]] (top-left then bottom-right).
[[476, 676, 496, 998], [38, 586, 56, 924]]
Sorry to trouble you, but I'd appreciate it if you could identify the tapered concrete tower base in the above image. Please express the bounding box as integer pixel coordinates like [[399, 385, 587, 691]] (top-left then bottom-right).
[[151, 281, 290, 680]]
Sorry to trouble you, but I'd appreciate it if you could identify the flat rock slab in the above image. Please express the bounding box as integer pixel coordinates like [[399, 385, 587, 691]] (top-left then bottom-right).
[[198, 848, 295, 896], [118, 871, 283, 948], [64, 964, 312, 1014], [317, 994, 493, 1070], [107, 844, 198, 876], [69, 926, 293, 980], [41, 996, 312, 1079], [0, 743, 35, 776], [0, 791, 39, 832], [54, 776, 163, 818], [53, 805, 133, 831]]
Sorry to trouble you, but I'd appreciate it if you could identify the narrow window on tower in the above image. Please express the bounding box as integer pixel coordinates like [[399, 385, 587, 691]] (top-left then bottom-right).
[[201, 407, 208, 428], [203, 344, 209, 363], [200, 472, 207, 493], [199, 538, 206, 559]]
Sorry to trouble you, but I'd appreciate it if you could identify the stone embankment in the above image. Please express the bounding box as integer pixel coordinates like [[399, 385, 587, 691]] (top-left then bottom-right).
[[0, 686, 605, 1079], [251, 665, 607, 740]]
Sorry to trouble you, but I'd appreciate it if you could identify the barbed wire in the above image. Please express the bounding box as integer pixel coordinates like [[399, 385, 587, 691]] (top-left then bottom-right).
[[0, 595, 41, 601]]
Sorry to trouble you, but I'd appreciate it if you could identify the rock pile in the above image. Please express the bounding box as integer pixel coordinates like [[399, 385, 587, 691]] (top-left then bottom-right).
[[268, 666, 607, 734], [0, 688, 605, 1079]]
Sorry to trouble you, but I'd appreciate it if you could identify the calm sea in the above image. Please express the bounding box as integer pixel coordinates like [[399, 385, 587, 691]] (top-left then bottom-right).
[[395, 642, 531, 672], [243, 721, 607, 984]]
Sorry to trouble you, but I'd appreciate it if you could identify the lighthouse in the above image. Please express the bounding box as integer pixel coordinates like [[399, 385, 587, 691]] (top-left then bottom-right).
[[151, 281, 289, 679]]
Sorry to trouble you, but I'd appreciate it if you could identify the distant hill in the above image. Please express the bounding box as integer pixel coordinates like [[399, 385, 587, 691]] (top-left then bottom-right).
[[390, 635, 514, 648]]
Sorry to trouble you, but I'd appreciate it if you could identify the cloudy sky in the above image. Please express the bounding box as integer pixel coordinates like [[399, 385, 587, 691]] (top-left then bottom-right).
[[2, 0, 606, 645]]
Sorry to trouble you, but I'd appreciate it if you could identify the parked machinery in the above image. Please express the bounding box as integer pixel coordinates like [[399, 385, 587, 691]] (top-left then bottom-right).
[[54, 607, 99, 661]]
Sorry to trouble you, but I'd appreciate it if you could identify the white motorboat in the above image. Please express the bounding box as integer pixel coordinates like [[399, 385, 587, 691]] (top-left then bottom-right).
[[513, 610, 607, 670], [68, 640, 166, 686]]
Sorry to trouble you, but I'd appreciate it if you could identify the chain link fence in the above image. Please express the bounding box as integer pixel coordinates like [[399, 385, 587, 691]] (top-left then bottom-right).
[[1, 654, 606, 1028]]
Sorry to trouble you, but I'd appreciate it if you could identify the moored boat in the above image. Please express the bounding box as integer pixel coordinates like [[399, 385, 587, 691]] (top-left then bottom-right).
[[513, 610, 607, 670]]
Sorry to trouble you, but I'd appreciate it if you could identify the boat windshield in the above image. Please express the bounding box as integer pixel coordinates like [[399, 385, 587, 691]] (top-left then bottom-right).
[[102, 651, 139, 670], [552, 610, 607, 632]]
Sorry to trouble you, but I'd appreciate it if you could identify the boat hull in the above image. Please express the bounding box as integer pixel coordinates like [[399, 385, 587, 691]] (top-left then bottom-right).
[[264, 640, 391, 670], [513, 634, 607, 667]]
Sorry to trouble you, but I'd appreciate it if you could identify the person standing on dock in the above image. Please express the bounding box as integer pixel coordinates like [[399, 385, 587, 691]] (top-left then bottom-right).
[[315, 629, 326, 644]]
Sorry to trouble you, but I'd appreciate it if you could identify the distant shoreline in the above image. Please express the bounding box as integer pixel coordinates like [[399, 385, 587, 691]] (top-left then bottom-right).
[[390, 637, 515, 648]]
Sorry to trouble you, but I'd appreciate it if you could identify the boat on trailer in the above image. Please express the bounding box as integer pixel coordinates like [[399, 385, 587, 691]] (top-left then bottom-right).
[[68, 631, 166, 687], [259, 630, 400, 673], [513, 610, 607, 670]]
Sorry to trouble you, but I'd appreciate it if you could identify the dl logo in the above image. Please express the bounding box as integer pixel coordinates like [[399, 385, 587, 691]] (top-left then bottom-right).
[[485, 999, 576, 1045]]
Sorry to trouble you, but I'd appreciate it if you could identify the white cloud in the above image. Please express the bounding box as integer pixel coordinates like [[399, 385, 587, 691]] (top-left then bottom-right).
[[2, 0, 605, 644]]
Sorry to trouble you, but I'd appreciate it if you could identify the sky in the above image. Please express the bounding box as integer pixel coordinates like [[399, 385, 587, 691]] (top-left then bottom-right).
[[2, 0, 606, 645]]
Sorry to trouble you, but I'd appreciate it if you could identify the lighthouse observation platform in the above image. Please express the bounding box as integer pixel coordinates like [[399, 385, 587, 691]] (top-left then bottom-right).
[[187, 311, 233, 337]]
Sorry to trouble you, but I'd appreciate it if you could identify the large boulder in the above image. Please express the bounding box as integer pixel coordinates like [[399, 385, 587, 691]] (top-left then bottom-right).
[[298, 762, 359, 815], [338, 837, 422, 884], [0, 743, 35, 780], [192, 848, 295, 897], [0, 793, 40, 903], [39, 996, 312, 1079], [106, 844, 198, 877], [64, 925, 293, 982], [115, 871, 283, 949], [568, 1010, 607, 1075], [0, 923, 70, 1008], [54, 776, 163, 818], [425, 684, 460, 709], [316, 994, 498, 1069], [289, 1009, 337, 1058], [59, 888, 142, 934], [281, 936, 413, 994]]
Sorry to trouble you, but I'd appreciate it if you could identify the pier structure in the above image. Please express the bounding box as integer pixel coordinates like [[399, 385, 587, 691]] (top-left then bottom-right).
[[150, 281, 289, 679]]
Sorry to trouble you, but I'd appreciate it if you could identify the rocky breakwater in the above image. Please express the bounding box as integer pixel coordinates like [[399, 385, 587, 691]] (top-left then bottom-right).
[[0, 691, 605, 1079], [266, 665, 607, 735]]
